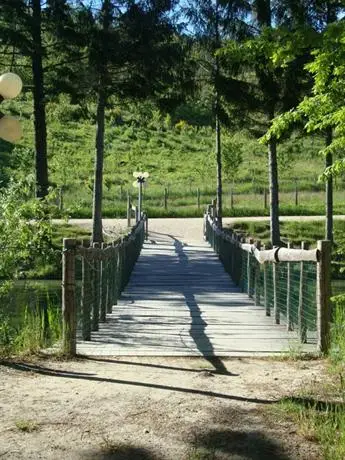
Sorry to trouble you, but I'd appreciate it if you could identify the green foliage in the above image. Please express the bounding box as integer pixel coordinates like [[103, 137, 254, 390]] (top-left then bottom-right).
[[0, 177, 55, 279]]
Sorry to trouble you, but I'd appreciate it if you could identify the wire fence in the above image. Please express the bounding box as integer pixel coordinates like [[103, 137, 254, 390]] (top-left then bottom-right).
[[62, 214, 147, 355], [204, 203, 331, 352]]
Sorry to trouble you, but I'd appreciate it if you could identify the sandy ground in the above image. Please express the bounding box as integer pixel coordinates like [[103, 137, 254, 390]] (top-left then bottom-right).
[[0, 356, 325, 460]]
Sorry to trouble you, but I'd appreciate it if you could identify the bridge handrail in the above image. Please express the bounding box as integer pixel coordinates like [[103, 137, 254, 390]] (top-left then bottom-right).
[[204, 204, 331, 354], [62, 213, 147, 356]]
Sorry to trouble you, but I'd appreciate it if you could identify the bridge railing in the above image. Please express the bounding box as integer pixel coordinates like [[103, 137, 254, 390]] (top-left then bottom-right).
[[204, 206, 331, 354], [62, 214, 147, 355]]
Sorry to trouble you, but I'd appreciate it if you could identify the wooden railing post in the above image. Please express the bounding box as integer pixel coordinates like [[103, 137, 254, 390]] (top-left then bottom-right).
[[286, 242, 293, 331], [273, 261, 279, 324], [81, 239, 91, 340], [164, 188, 168, 210], [298, 241, 307, 342], [317, 240, 332, 353], [100, 243, 107, 322], [92, 242, 100, 331], [127, 193, 131, 227], [247, 238, 254, 298], [255, 240, 261, 305], [62, 238, 77, 355]]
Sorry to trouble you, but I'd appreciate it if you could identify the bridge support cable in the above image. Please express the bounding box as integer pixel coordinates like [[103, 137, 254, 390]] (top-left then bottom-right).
[[204, 204, 331, 354], [62, 214, 147, 356]]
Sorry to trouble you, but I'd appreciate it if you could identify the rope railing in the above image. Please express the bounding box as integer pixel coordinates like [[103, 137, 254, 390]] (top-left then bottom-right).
[[62, 214, 147, 355], [204, 203, 332, 354]]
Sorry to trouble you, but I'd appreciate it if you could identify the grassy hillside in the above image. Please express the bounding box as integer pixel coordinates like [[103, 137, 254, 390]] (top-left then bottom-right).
[[2, 93, 343, 217]]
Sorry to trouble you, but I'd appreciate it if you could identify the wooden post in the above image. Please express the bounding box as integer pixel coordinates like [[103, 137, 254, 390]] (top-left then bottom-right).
[[230, 187, 234, 209], [164, 188, 168, 210], [127, 193, 131, 227], [286, 242, 293, 331], [81, 240, 91, 340], [264, 188, 268, 209], [273, 262, 280, 324], [62, 238, 77, 355], [247, 238, 254, 297], [100, 243, 107, 322], [295, 181, 298, 206], [317, 240, 331, 353], [197, 187, 200, 210], [255, 240, 261, 305], [298, 241, 307, 342], [145, 215, 148, 240], [264, 259, 270, 316], [92, 242, 100, 331]]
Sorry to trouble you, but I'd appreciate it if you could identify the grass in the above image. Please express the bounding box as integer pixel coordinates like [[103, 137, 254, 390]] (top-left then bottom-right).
[[15, 420, 39, 433], [4, 94, 345, 218], [267, 299, 345, 459]]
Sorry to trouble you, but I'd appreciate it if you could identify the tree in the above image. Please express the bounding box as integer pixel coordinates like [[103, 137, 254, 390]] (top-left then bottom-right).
[[219, 0, 319, 245], [85, 0, 188, 242], [0, 0, 85, 198], [183, 0, 249, 228]]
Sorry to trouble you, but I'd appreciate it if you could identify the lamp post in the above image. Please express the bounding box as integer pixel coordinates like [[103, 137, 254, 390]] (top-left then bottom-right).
[[133, 171, 149, 221], [0, 72, 23, 143]]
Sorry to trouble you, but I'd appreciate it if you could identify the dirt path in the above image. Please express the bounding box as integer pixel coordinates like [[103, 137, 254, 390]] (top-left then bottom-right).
[[0, 356, 324, 459]]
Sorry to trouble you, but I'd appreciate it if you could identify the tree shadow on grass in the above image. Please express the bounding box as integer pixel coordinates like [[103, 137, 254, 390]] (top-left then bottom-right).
[[190, 429, 293, 460]]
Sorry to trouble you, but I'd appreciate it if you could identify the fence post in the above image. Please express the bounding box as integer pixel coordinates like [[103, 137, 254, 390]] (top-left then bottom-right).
[[100, 243, 107, 322], [317, 240, 331, 353], [295, 182, 299, 206], [255, 240, 261, 305], [247, 238, 254, 298], [145, 215, 148, 240], [264, 188, 268, 209], [164, 188, 168, 210], [81, 239, 91, 340], [286, 242, 293, 331], [127, 193, 131, 227], [62, 238, 77, 355], [273, 261, 280, 324], [263, 245, 270, 316], [92, 242, 100, 331], [298, 241, 307, 343], [197, 187, 200, 210]]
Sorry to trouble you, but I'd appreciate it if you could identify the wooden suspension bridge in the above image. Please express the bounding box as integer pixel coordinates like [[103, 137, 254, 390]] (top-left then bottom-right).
[[62, 209, 331, 357]]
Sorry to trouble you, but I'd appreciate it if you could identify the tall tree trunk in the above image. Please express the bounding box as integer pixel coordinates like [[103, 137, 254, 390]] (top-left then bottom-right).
[[215, 97, 222, 229], [215, 0, 222, 228], [91, 88, 106, 243], [31, 0, 48, 198], [268, 135, 280, 246], [325, 128, 333, 242], [91, 0, 111, 243]]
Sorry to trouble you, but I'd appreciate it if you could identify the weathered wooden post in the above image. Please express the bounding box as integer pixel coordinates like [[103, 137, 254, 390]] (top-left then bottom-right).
[[263, 245, 270, 316], [286, 242, 293, 331], [255, 240, 261, 305], [317, 240, 331, 353], [264, 188, 268, 209], [81, 239, 91, 340], [62, 238, 77, 355], [298, 241, 307, 342], [100, 243, 107, 322], [295, 181, 299, 206], [197, 187, 200, 210], [247, 238, 254, 297], [273, 260, 280, 324], [92, 242, 100, 331], [164, 188, 168, 210], [230, 187, 234, 209], [127, 193, 131, 227]]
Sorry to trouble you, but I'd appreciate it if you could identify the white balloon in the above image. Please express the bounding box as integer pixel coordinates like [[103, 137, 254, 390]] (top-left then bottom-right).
[[0, 73, 23, 99], [142, 171, 149, 178], [133, 171, 140, 178], [0, 116, 22, 143], [132, 180, 139, 188]]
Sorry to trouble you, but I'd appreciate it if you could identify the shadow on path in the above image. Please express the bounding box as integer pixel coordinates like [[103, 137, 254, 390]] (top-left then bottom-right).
[[169, 235, 229, 374], [0, 361, 273, 404]]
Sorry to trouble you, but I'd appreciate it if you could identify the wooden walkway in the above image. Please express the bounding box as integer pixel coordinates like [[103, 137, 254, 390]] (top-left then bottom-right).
[[78, 231, 315, 356]]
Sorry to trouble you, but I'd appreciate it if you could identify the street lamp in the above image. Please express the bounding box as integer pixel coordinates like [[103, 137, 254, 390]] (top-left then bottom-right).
[[133, 171, 149, 220], [0, 72, 23, 143]]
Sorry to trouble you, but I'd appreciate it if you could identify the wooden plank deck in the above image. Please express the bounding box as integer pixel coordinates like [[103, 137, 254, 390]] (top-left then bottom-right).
[[77, 232, 316, 356]]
